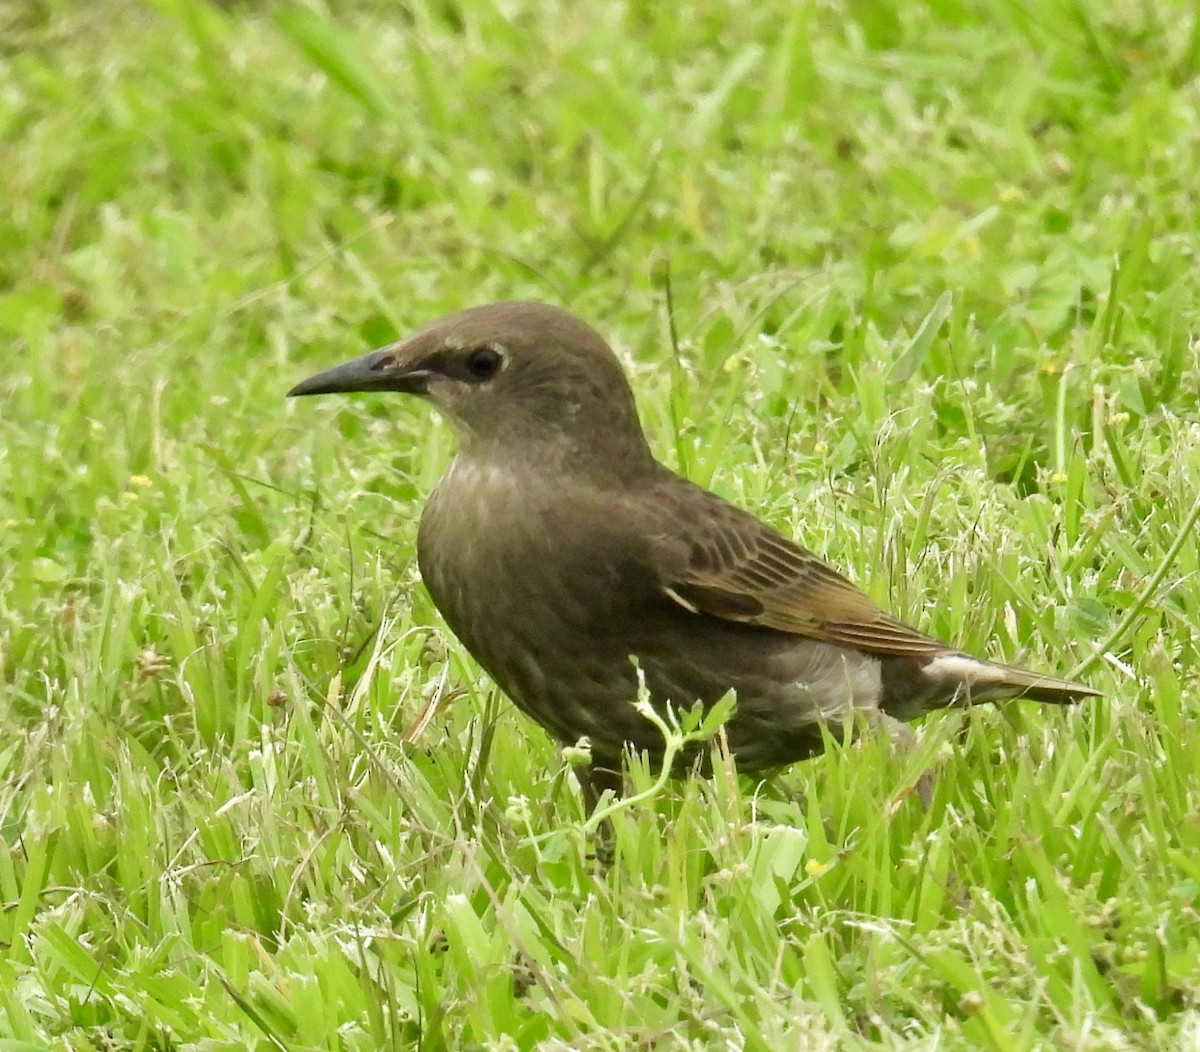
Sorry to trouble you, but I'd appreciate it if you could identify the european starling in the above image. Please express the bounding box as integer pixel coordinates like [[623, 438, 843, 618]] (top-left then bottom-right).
[[289, 301, 1098, 799]]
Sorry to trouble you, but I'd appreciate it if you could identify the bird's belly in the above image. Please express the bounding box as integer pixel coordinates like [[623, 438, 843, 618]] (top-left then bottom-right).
[[428, 560, 884, 769], [631, 624, 886, 770]]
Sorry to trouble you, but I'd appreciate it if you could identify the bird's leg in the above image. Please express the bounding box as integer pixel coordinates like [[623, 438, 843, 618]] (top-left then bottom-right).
[[580, 760, 624, 813], [576, 760, 623, 863], [865, 712, 934, 811]]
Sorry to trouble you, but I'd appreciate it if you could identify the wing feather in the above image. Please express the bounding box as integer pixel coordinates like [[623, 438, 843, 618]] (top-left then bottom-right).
[[655, 485, 947, 658]]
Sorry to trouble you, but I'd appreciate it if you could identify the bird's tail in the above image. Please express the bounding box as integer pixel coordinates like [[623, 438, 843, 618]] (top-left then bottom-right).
[[917, 652, 1100, 706]]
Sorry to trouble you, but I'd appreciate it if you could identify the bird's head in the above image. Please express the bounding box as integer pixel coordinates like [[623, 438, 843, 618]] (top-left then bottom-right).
[[288, 300, 653, 474]]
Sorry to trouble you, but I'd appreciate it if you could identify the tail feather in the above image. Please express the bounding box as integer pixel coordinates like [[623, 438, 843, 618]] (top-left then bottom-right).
[[920, 653, 1100, 705], [881, 652, 1100, 719]]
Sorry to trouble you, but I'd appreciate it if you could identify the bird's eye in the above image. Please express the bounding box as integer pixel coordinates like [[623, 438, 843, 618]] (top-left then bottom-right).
[[465, 346, 503, 380]]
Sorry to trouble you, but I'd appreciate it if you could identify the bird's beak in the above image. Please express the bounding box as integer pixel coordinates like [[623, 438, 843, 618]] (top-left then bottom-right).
[[287, 345, 433, 398]]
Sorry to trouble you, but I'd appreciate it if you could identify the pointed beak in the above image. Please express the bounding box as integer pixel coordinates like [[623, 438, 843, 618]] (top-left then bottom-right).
[[287, 345, 433, 398]]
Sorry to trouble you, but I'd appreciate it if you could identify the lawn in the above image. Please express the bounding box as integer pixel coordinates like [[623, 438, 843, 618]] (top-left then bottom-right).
[[2, 0, 1199, 1047]]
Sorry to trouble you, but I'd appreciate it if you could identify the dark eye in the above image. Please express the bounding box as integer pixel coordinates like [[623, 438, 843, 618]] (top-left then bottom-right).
[[465, 346, 503, 380]]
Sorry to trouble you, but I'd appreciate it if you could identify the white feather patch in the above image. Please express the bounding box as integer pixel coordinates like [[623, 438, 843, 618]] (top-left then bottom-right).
[[663, 586, 701, 614], [923, 653, 1004, 685]]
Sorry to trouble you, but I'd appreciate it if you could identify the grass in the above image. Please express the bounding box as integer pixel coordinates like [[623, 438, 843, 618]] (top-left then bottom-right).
[[2, 0, 1199, 1047]]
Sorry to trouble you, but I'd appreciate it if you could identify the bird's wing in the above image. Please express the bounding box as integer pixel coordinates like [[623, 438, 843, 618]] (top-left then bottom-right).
[[654, 486, 948, 658]]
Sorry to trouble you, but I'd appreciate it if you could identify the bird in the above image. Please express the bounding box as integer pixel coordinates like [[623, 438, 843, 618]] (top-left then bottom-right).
[[288, 300, 1098, 804]]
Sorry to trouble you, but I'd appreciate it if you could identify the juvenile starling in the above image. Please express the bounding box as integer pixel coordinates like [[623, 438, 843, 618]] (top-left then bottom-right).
[[289, 301, 1098, 799]]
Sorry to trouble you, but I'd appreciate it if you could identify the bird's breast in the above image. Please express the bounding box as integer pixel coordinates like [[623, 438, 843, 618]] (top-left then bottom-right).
[[416, 459, 661, 745], [417, 459, 644, 649]]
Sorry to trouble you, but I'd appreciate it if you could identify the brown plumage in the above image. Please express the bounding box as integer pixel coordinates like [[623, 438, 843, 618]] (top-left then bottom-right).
[[289, 301, 1098, 799]]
